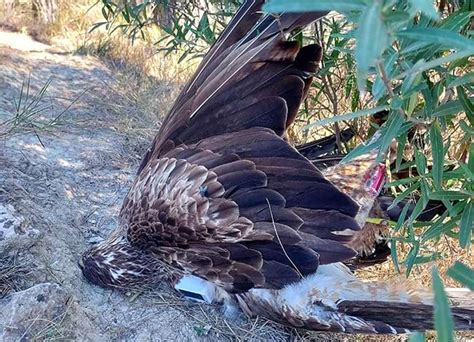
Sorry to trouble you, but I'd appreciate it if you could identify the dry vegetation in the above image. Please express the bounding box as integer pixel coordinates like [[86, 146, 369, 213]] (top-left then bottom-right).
[[0, 1, 472, 341], [0, 245, 34, 297]]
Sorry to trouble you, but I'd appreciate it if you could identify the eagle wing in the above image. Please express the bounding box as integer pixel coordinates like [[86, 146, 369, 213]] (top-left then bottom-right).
[[122, 2, 362, 293]]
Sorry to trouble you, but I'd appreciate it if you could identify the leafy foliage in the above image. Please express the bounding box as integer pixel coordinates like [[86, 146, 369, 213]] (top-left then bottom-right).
[[92, 0, 241, 61], [266, 0, 473, 271]]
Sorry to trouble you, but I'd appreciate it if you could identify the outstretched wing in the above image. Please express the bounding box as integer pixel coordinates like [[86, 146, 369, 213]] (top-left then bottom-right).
[[123, 129, 359, 292], [138, 2, 328, 172], [123, 2, 361, 293]]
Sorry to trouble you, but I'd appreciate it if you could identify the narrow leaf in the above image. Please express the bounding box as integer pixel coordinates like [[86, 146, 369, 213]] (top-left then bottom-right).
[[432, 99, 465, 118], [263, 0, 366, 13], [447, 261, 474, 290], [439, 10, 473, 32], [379, 111, 404, 156], [422, 212, 457, 241], [447, 72, 474, 88], [306, 105, 389, 128], [432, 268, 454, 342], [396, 50, 474, 79], [390, 239, 400, 273], [430, 122, 444, 189], [355, 1, 388, 90], [408, 332, 425, 342], [405, 242, 420, 276], [430, 191, 472, 201], [397, 28, 474, 51], [408, 0, 439, 20], [457, 86, 474, 126], [459, 201, 473, 249]]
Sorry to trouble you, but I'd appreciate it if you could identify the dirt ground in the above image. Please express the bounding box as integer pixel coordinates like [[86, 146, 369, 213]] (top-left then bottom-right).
[[0, 30, 221, 341]]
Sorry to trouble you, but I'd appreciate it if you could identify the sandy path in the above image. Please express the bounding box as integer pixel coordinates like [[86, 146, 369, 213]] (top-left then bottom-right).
[[0, 31, 212, 341]]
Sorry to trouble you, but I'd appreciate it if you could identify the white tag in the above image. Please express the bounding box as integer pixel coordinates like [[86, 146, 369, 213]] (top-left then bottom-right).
[[175, 275, 215, 304]]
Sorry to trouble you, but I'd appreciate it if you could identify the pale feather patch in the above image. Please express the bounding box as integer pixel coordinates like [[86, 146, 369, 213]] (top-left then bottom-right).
[[235, 263, 432, 332], [122, 157, 254, 241]]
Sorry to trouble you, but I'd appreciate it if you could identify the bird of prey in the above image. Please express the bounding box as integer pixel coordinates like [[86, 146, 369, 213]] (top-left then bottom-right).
[[80, 0, 473, 333]]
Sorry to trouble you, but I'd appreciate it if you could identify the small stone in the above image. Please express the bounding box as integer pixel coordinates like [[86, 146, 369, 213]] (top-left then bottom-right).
[[0, 283, 69, 341], [0, 203, 40, 250]]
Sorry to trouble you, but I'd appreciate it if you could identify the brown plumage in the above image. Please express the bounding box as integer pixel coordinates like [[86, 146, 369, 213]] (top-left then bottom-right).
[[80, 0, 474, 334]]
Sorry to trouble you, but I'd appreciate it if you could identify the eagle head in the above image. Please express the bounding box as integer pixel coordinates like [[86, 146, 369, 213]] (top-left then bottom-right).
[[80, 230, 160, 288]]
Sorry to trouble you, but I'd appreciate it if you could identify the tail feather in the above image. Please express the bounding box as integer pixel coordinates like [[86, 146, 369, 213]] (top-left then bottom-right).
[[233, 263, 473, 334], [297, 129, 355, 159], [338, 300, 474, 331]]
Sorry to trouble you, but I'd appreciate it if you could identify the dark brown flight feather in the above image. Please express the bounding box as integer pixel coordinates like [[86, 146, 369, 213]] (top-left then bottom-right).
[[103, 1, 358, 293]]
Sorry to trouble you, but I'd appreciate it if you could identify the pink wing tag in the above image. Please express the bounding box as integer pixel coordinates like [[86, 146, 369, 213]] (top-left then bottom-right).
[[364, 163, 386, 195]]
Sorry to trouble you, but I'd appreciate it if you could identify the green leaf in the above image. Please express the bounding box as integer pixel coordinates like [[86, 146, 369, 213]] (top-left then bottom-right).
[[432, 99, 465, 118], [390, 239, 400, 273], [384, 9, 412, 30], [430, 122, 444, 189], [413, 252, 443, 264], [372, 49, 398, 100], [408, 332, 425, 342], [447, 261, 474, 290], [342, 138, 381, 162], [459, 201, 472, 248], [407, 198, 428, 227], [432, 267, 454, 342], [447, 72, 474, 88], [395, 132, 408, 171], [414, 149, 427, 176], [419, 179, 430, 206], [457, 87, 474, 126], [422, 212, 455, 241], [379, 111, 404, 157], [305, 105, 388, 128], [469, 144, 474, 174], [405, 242, 420, 276], [395, 200, 413, 232], [263, 0, 367, 13], [439, 10, 473, 32], [396, 50, 474, 79], [355, 1, 388, 91], [397, 28, 474, 52], [459, 120, 474, 136], [430, 191, 472, 200], [408, 0, 439, 20], [390, 182, 419, 208], [401, 67, 423, 96]]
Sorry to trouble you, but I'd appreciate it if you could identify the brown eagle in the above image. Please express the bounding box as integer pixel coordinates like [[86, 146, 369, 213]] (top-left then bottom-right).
[[80, 0, 473, 333]]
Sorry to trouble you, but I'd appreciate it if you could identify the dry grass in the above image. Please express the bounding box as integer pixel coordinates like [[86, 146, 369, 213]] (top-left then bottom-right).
[[0, 0, 98, 49], [0, 244, 34, 298], [0, 75, 85, 141], [357, 234, 473, 289]]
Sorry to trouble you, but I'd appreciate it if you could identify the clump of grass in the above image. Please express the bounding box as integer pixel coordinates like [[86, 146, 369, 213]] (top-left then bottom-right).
[[0, 76, 52, 140], [0, 248, 33, 298], [0, 75, 82, 142], [28, 298, 73, 341]]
